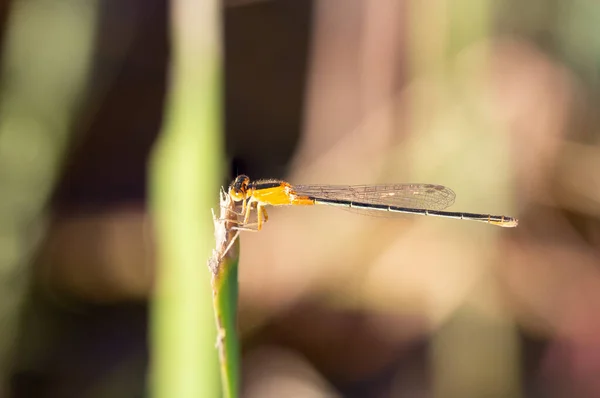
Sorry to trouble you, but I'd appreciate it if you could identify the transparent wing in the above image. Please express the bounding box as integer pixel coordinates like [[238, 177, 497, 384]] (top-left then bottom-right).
[[292, 183, 456, 211]]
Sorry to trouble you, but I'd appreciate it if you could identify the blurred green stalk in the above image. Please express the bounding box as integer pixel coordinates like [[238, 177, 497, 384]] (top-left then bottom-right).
[[149, 0, 223, 397]]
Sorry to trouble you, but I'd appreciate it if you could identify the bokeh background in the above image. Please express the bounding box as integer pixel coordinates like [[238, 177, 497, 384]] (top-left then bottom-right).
[[2, 0, 600, 397]]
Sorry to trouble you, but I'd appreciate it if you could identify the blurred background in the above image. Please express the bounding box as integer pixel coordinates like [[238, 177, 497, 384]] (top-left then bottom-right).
[[2, 0, 600, 397]]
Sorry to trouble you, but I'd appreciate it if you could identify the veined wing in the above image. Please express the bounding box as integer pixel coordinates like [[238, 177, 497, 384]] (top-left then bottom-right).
[[292, 183, 456, 211]]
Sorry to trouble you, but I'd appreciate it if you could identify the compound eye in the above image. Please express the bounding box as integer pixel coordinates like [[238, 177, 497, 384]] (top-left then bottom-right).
[[229, 175, 250, 201], [229, 187, 244, 201]]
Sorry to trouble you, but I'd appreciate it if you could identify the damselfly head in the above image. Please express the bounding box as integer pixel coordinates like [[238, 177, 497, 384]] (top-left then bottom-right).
[[229, 174, 250, 201]]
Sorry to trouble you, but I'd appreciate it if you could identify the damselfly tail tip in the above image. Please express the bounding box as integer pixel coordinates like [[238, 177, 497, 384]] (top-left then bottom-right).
[[492, 217, 519, 228]]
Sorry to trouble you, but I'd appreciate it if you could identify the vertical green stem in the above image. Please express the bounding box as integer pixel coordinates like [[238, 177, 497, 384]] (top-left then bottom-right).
[[209, 191, 241, 398], [149, 0, 223, 397]]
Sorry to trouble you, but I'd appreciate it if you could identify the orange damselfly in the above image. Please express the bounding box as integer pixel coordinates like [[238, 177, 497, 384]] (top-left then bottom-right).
[[226, 175, 518, 231]]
